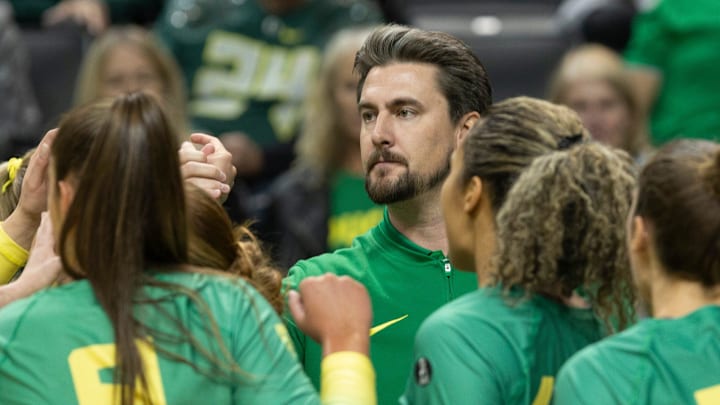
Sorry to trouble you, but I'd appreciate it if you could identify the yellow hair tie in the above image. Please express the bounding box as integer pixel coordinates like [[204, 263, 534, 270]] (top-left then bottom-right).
[[2, 157, 23, 193]]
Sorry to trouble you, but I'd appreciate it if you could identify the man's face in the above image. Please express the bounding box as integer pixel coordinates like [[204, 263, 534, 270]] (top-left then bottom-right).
[[358, 63, 457, 204]]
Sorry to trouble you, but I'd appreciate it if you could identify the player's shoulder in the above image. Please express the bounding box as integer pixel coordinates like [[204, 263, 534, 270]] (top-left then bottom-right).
[[417, 289, 510, 344], [288, 234, 376, 276], [0, 281, 101, 338], [561, 319, 655, 380]]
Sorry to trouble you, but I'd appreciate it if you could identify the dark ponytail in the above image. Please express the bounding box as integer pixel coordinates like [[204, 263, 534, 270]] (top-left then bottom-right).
[[52, 93, 186, 405]]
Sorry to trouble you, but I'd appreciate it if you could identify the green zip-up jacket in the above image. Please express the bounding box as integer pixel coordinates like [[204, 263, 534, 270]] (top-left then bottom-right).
[[284, 209, 477, 405]]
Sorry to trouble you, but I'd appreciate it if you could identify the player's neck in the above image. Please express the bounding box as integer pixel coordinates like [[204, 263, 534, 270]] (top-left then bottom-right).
[[473, 208, 496, 285], [651, 272, 720, 318], [387, 189, 448, 254]]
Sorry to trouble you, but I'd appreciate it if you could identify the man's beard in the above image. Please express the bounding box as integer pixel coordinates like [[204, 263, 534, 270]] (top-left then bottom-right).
[[364, 149, 451, 204]]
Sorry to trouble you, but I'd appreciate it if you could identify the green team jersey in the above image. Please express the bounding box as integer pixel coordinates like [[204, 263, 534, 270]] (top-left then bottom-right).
[[155, 0, 382, 146], [0, 272, 321, 405], [401, 287, 604, 405], [554, 305, 720, 405], [327, 170, 383, 252], [284, 209, 477, 405], [624, 0, 720, 145]]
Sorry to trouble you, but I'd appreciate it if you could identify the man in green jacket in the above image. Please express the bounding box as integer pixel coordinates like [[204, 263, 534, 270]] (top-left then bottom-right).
[[283, 24, 492, 405]]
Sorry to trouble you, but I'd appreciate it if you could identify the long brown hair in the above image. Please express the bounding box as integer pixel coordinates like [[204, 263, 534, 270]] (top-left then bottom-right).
[[53, 93, 186, 405], [185, 184, 283, 314], [635, 140, 720, 287], [493, 143, 637, 331]]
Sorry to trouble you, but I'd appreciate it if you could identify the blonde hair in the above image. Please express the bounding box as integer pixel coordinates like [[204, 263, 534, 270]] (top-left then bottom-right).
[[493, 143, 637, 331], [74, 25, 188, 137], [0, 149, 34, 220], [548, 44, 648, 157], [295, 26, 376, 177]]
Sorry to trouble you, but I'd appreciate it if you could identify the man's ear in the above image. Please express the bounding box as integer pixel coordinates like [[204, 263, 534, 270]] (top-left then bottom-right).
[[463, 176, 483, 215], [456, 111, 481, 144]]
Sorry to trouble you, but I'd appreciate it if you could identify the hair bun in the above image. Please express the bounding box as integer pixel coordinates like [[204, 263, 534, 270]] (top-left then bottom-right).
[[557, 133, 585, 150]]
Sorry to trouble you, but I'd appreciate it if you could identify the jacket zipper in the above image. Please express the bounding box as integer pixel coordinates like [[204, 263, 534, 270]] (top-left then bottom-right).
[[443, 258, 453, 300]]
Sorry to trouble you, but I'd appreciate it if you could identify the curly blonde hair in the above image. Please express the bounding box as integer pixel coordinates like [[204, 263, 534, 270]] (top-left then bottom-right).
[[463, 96, 590, 212], [493, 143, 637, 331]]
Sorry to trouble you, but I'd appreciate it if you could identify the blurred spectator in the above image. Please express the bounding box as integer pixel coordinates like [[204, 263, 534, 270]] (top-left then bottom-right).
[[624, 0, 720, 145], [261, 26, 382, 271], [558, 0, 636, 52], [549, 44, 650, 161], [8, 0, 164, 33], [74, 25, 188, 137], [0, 1, 42, 160], [155, 0, 383, 188]]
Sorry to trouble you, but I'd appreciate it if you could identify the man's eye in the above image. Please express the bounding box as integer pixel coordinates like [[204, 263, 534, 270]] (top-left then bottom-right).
[[398, 109, 416, 118], [361, 111, 376, 122]]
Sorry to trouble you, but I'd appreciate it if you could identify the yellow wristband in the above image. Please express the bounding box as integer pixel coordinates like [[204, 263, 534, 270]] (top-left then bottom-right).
[[321, 351, 376, 405], [0, 222, 29, 284]]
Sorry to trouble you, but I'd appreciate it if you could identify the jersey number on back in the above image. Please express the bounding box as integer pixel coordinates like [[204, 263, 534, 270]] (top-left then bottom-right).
[[532, 376, 554, 405], [68, 339, 167, 405]]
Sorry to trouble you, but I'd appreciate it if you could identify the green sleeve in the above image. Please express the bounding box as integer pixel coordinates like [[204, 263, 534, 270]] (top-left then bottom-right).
[[624, 3, 668, 69], [230, 281, 319, 404], [281, 259, 328, 363], [401, 315, 507, 405], [281, 262, 309, 363]]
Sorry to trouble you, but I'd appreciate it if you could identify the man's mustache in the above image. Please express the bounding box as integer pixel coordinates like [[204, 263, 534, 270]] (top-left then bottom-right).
[[365, 150, 408, 171]]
